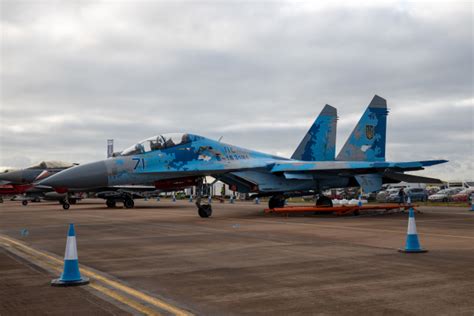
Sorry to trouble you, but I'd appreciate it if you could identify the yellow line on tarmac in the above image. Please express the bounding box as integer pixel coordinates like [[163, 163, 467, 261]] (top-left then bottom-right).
[[90, 283, 161, 316], [0, 234, 191, 316]]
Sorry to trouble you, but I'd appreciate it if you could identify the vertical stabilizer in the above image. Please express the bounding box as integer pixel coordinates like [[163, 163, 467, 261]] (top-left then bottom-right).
[[336, 95, 388, 161], [291, 104, 337, 161]]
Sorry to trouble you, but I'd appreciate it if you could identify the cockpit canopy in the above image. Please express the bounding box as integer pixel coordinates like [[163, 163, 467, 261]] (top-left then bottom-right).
[[120, 133, 202, 156]]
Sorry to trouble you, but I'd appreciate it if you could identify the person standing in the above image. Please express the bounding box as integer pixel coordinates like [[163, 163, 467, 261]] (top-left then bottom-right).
[[398, 188, 406, 206]]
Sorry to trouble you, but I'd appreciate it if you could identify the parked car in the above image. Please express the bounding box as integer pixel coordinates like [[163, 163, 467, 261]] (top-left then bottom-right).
[[428, 187, 464, 202], [385, 188, 406, 203], [405, 188, 428, 202], [452, 188, 474, 202], [426, 187, 440, 195], [376, 188, 397, 202]]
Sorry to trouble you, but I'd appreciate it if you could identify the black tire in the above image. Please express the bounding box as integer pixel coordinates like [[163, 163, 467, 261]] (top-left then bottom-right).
[[106, 199, 116, 208], [316, 196, 333, 207], [198, 204, 213, 218], [62, 203, 70, 210], [22, 200, 28, 206], [69, 199, 77, 205], [124, 198, 135, 209], [268, 196, 285, 209]]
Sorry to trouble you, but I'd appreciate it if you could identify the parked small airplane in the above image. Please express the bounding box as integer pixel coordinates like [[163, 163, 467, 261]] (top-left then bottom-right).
[[39, 95, 447, 217]]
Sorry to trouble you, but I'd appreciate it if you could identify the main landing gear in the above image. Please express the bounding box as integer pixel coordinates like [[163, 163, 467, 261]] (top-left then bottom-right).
[[195, 178, 212, 218], [105, 196, 134, 209], [268, 195, 286, 209], [98, 191, 135, 209]]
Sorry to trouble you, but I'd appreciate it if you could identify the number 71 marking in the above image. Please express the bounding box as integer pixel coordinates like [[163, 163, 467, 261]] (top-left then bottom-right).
[[132, 158, 145, 170]]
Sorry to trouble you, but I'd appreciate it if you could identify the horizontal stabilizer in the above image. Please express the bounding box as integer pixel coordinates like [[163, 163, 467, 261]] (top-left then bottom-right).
[[383, 171, 444, 184]]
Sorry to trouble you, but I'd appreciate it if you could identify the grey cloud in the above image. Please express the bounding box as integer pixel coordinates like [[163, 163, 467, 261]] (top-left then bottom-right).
[[0, 1, 472, 180]]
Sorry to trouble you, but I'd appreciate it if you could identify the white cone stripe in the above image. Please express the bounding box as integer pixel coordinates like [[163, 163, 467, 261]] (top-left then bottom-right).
[[407, 217, 417, 235], [64, 236, 78, 260]]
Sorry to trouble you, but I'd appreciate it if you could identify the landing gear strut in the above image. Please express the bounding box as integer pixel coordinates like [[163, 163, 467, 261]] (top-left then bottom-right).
[[195, 178, 212, 218], [268, 195, 286, 209]]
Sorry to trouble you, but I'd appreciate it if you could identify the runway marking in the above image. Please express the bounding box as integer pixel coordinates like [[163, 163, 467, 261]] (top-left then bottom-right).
[[0, 234, 191, 316], [89, 283, 161, 316]]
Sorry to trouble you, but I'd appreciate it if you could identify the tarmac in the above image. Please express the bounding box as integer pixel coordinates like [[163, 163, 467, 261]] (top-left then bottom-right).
[[1, 199, 473, 315]]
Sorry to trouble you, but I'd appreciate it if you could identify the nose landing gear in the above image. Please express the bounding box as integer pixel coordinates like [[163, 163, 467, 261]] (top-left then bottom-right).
[[195, 178, 212, 218]]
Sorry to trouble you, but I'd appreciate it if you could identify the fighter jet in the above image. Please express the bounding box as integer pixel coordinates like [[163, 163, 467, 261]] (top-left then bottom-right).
[[0, 161, 79, 204], [39, 95, 447, 217], [0, 161, 76, 184]]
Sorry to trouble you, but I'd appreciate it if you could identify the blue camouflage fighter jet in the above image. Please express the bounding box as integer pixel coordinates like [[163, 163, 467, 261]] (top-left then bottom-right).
[[39, 95, 447, 217]]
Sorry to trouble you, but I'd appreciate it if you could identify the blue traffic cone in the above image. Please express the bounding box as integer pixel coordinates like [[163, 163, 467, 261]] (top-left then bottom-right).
[[172, 194, 176, 202], [156, 196, 160, 202], [358, 194, 362, 207], [230, 196, 235, 204], [51, 224, 89, 286], [470, 194, 474, 211], [208, 196, 212, 204], [255, 197, 260, 205], [189, 195, 193, 203], [399, 208, 427, 253]]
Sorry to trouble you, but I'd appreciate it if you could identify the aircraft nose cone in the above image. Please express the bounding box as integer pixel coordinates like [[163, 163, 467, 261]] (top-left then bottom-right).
[[38, 161, 108, 189], [0, 170, 24, 184]]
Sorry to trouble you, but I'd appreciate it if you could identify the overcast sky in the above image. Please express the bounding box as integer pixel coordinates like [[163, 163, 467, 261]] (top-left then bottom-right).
[[0, 1, 472, 181]]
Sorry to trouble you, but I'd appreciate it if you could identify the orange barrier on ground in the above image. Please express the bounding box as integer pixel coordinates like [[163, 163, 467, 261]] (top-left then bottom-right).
[[265, 204, 416, 216]]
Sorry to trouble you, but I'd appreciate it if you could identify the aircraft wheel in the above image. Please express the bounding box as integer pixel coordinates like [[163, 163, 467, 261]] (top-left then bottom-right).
[[316, 196, 333, 207], [62, 203, 70, 210], [268, 196, 285, 209], [69, 199, 77, 205], [106, 199, 116, 208], [198, 204, 212, 218], [22, 200, 28, 206], [124, 198, 135, 209]]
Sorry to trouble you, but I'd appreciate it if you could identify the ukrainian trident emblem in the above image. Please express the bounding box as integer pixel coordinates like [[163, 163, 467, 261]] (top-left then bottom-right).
[[366, 125, 375, 140]]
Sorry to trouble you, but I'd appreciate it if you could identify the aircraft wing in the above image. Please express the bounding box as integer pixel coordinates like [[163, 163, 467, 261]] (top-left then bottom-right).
[[270, 159, 448, 191], [270, 160, 448, 173]]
